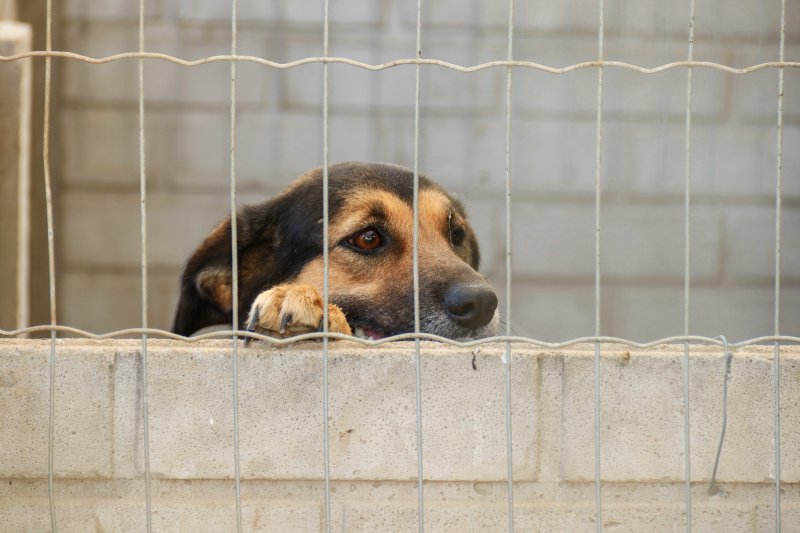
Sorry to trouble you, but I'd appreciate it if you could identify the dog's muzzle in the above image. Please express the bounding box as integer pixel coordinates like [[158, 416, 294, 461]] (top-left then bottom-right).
[[443, 283, 498, 332]]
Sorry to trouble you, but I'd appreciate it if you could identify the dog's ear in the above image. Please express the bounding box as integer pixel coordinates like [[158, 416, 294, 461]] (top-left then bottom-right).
[[172, 218, 238, 336]]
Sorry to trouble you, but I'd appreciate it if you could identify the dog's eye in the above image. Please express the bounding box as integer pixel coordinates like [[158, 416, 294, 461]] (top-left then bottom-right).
[[450, 228, 465, 247], [350, 228, 381, 250]]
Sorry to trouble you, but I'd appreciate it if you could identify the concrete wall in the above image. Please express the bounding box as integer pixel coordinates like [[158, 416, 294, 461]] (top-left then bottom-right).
[[1, 339, 798, 531], [0, 19, 31, 332], [12, 0, 800, 341]]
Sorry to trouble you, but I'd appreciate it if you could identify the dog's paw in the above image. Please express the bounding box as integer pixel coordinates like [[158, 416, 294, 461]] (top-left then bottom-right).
[[244, 284, 352, 343]]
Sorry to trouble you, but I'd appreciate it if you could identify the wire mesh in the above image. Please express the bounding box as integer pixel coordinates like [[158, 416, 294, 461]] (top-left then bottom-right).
[[683, 0, 696, 530], [503, 0, 516, 530], [0, 3, 798, 533], [412, 0, 425, 530], [137, 0, 153, 531], [593, 0, 604, 528], [774, 1, 787, 529]]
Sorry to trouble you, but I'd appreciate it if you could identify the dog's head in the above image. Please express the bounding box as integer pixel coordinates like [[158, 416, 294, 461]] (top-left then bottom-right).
[[173, 162, 498, 340]]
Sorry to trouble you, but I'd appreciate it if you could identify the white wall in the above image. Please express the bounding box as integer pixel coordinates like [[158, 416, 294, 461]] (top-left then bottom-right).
[[51, 0, 800, 341]]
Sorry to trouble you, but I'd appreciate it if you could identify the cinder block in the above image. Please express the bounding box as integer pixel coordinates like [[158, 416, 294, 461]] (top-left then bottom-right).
[[0, 501, 332, 533], [269, 112, 323, 179], [513, 56, 598, 116], [693, 0, 787, 50], [122, 343, 538, 481], [63, 24, 269, 104], [421, 58, 505, 112], [689, 121, 781, 197], [755, 505, 800, 532], [165, 111, 232, 187], [603, 67, 692, 116], [64, 0, 162, 21], [729, 66, 786, 124], [508, 283, 597, 342], [603, 120, 687, 195], [328, 0, 381, 25], [511, 204, 720, 282], [510, 118, 600, 193], [418, 116, 472, 188], [373, 115, 415, 170], [689, 287, 800, 341], [329, 59, 377, 109], [277, 0, 325, 24], [175, 0, 278, 23], [0, 343, 114, 478], [342, 501, 758, 532], [328, 115, 376, 163], [726, 206, 800, 283], [60, 271, 179, 334], [60, 108, 140, 188], [559, 346, 800, 483], [509, 0, 621, 35], [61, 190, 233, 269], [511, 203, 595, 279]]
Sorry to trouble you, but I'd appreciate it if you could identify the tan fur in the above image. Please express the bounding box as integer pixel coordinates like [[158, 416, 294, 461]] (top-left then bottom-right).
[[197, 267, 233, 312], [292, 189, 467, 304], [246, 283, 351, 339]]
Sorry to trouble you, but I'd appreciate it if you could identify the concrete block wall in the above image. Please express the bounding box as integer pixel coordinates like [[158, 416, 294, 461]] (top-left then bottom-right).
[[37, 0, 800, 340], [1, 339, 799, 531]]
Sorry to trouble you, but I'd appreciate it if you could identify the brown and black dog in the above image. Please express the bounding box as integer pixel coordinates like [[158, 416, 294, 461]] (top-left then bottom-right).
[[171, 161, 498, 341]]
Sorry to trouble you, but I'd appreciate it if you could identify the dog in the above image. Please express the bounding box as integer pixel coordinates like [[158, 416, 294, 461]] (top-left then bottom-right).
[[171, 161, 498, 341]]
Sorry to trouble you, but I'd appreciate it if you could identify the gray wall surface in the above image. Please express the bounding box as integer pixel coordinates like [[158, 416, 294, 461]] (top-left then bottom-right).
[[35, 0, 800, 340], [1, 339, 799, 531]]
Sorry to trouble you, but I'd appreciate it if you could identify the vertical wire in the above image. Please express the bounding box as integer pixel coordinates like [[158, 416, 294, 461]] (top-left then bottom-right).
[[682, 1, 695, 530], [322, 0, 332, 529], [412, 0, 424, 529], [773, 0, 785, 530], [503, 0, 515, 531], [43, 0, 57, 530], [138, 1, 153, 531], [229, 0, 243, 530], [593, 0, 604, 530]]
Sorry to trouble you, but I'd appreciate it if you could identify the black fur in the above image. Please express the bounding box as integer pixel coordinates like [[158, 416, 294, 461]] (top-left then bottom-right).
[[172, 161, 486, 337]]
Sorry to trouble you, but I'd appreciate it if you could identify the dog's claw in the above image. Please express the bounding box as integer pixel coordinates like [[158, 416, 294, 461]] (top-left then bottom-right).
[[279, 312, 291, 334], [244, 307, 260, 346]]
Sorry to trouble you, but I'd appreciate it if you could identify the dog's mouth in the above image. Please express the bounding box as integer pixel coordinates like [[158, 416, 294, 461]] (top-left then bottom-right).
[[353, 326, 387, 341]]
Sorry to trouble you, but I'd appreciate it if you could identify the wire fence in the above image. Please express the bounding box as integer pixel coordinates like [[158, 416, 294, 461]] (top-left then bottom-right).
[[1, 0, 799, 532]]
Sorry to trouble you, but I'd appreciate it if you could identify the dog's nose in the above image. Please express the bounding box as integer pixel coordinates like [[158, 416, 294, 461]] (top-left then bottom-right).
[[443, 284, 498, 331]]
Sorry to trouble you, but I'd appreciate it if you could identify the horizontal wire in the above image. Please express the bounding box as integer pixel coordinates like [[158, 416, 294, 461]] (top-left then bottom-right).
[[1, 51, 798, 73], [2, 326, 797, 350]]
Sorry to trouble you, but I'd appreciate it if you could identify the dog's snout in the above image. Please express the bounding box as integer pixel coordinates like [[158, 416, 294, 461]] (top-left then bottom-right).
[[443, 284, 498, 331]]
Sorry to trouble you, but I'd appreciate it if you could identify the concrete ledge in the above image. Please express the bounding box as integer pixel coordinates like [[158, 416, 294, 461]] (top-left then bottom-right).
[[1, 339, 798, 531]]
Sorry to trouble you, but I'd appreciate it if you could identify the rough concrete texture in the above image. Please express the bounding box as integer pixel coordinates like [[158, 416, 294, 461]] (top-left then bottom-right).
[[1, 339, 798, 531]]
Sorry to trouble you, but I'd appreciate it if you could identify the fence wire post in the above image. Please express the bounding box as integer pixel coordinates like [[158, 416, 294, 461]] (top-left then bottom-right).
[[42, 0, 58, 530], [773, 0, 786, 530], [682, 0, 696, 530], [322, 0, 333, 529], [229, 0, 244, 531], [593, 0, 604, 530], [138, 0, 153, 531], [412, 0, 425, 529], [503, 0, 515, 531]]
